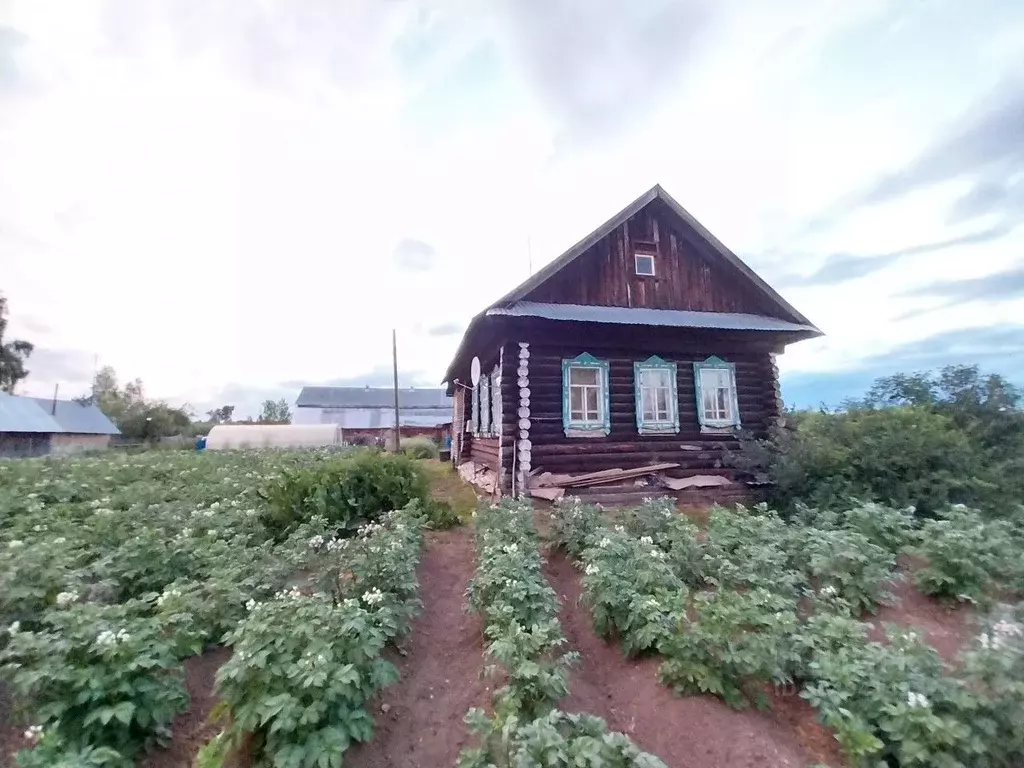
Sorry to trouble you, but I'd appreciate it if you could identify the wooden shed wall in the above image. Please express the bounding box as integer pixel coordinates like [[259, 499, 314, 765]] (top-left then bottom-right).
[[511, 323, 784, 477], [524, 199, 781, 318]]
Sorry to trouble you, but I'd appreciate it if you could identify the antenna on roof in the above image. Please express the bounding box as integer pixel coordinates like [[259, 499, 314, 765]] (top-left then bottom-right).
[[51, 383, 59, 415]]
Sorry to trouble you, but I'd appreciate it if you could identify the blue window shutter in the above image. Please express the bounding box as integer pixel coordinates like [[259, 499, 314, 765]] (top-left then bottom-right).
[[693, 356, 741, 429], [633, 355, 679, 434], [562, 352, 611, 437], [561, 358, 572, 433]]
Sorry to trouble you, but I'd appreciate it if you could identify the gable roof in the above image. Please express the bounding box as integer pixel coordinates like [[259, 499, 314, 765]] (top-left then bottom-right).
[[0, 392, 120, 435], [493, 184, 815, 327], [442, 184, 820, 386], [296, 386, 451, 410]]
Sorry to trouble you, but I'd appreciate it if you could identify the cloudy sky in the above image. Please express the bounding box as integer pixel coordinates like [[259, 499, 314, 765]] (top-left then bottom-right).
[[2, 0, 1022, 417]]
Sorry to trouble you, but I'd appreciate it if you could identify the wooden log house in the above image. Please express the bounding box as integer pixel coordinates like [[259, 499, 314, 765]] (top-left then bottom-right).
[[442, 184, 821, 503]]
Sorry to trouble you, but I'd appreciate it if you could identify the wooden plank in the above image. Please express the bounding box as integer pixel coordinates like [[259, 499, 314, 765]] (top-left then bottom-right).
[[530, 486, 565, 502], [659, 474, 735, 490], [562, 462, 679, 488]]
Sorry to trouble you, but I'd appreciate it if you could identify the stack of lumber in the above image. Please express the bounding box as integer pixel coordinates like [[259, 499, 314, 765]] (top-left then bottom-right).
[[531, 463, 678, 489], [527, 463, 681, 501], [526, 464, 742, 501]]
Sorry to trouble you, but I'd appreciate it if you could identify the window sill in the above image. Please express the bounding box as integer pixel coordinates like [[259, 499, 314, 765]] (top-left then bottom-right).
[[638, 424, 679, 435], [564, 427, 609, 439], [699, 424, 740, 435]]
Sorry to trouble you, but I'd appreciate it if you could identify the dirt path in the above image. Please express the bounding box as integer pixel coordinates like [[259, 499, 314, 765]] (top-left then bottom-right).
[[141, 647, 232, 768], [870, 575, 974, 664], [544, 549, 842, 768], [347, 528, 490, 768]]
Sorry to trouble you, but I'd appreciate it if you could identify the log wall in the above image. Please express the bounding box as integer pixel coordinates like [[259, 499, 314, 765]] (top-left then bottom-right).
[[505, 323, 783, 477]]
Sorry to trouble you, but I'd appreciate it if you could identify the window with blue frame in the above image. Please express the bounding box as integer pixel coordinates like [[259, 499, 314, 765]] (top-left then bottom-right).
[[633, 356, 679, 434], [693, 356, 741, 429], [561, 352, 610, 437]]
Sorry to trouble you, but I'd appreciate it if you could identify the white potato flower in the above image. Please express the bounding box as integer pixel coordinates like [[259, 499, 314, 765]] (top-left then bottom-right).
[[906, 691, 930, 708]]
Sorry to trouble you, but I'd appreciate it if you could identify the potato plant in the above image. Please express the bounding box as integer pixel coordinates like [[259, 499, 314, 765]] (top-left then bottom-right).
[[578, 527, 686, 657], [0, 448, 415, 766], [461, 501, 663, 767], [801, 624, 983, 766], [467, 500, 576, 721], [702, 504, 806, 596], [659, 587, 802, 709], [911, 507, 1015, 603], [459, 709, 669, 768], [204, 506, 424, 768], [548, 496, 603, 557], [956, 602, 1024, 766], [794, 526, 898, 615], [1, 602, 188, 766]]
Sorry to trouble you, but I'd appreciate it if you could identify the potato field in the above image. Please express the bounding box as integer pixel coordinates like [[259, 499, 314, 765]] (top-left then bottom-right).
[[1, 448, 1023, 768]]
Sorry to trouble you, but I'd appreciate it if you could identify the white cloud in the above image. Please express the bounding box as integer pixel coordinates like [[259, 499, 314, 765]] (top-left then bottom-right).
[[2, 0, 1023, 415]]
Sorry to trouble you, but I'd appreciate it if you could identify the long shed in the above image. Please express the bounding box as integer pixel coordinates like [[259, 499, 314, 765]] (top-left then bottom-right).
[[442, 184, 821, 504], [0, 392, 120, 458], [294, 386, 453, 446]]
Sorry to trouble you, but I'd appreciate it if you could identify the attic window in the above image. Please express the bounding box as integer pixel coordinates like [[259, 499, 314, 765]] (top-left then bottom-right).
[[634, 252, 655, 276]]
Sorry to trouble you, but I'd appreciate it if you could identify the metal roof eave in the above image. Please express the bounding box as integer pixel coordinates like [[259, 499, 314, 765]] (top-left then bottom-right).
[[485, 302, 823, 335]]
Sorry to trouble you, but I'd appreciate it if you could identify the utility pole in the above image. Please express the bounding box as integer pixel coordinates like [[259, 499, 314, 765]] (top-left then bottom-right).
[[391, 328, 401, 453]]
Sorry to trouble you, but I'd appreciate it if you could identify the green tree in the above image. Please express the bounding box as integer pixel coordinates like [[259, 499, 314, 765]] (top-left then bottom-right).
[[257, 398, 292, 424], [0, 293, 34, 393], [862, 364, 1021, 417], [730, 365, 1023, 516], [78, 366, 191, 441], [206, 405, 235, 423]]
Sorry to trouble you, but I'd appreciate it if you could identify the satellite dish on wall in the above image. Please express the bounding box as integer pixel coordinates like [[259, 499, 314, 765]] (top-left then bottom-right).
[[470, 356, 482, 386]]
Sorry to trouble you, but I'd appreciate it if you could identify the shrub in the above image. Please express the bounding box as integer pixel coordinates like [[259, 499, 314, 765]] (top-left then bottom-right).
[[1, 603, 188, 765], [420, 498, 462, 530], [399, 436, 440, 460], [258, 450, 427, 539], [728, 407, 990, 516]]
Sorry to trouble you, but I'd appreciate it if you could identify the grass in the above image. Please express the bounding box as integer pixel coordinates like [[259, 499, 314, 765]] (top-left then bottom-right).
[[418, 459, 479, 524]]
